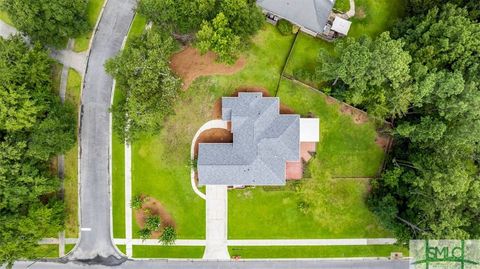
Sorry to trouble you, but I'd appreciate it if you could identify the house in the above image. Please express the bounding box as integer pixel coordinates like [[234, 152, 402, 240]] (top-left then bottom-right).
[[256, 0, 336, 36], [197, 92, 319, 186]]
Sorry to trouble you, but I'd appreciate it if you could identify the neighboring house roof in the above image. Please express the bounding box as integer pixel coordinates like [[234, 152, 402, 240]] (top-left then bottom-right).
[[256, 0, 335, 34], [331, 16, 352, 35], [197, 92, 300, 186]]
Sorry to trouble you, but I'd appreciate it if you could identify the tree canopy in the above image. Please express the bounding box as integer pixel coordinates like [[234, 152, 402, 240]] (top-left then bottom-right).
[[0, 36, 76, 267], [137, 0, 216, 34], [317, 32, 412, 118], [105, 28, 181, 141], [137, 0, 264, 63], [368, 4, 480, 241], [407, 0, 480, 20], [197, 13, 241, 64], [2, 0, 88, 47]]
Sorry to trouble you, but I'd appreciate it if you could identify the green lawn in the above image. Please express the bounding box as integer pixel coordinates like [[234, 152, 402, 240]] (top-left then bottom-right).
[[278, 79, 384, 176], [64, 68, 82, 237], [0, 0, 12, 25], [132, 132, 206, 239], [73, 0, 105, 52], [229, 245, 408, 258], [229, 179, 390, 239], [126, 14, 147, 45], [33, 245, 58, 258], [334, 0, 350, 13], [283, 33, 334, 87], [349, 0, 406, 38], [65, 244, 75, 254], [210, 24, 295, 95], [117, 245, 126, 255], [112, 101, 126, 238], [133, 246, 204, 258]]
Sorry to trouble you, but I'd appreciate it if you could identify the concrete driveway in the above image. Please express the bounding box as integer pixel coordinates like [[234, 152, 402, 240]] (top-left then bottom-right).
[[203, 185, 230, 259]]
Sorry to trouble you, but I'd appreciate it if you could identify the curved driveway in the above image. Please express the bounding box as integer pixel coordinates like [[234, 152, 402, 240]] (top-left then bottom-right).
[[68, 0, 136, 264]]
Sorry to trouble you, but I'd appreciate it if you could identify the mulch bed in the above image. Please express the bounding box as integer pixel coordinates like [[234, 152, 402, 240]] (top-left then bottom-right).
[[135, 196, 175, 239], [170, 46, 246, 89]]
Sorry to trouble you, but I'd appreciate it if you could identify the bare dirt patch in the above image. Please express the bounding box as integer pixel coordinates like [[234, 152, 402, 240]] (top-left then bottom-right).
[[340, 104, 369, 124], [170, 47, 246, 89], [134, 196, 175, 239], [325, 95, 337, 105], [212, 87, 296, 117], [355, 6, 367, 19], [194, 128, 233, 158], [375, 133, 391, 151]]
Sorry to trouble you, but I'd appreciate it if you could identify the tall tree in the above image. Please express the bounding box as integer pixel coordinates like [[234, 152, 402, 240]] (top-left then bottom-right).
[[218, 0, 264, 39], [317, 32, 412, 118], [369, 4, 480, 241], [0, 36, 76, 267], [137, 0, 216, 34], [196, 12, 241, 64], [105, 28, 181, 141], [407, 0, 480, 20], [2, 0, 88, 47], [138, 0, 264, 63]]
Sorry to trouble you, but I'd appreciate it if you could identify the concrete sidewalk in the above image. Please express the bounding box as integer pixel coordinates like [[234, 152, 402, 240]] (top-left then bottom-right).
[[40, 238, 396, 246]]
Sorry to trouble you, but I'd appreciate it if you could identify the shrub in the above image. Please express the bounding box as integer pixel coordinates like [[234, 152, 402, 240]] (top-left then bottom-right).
[[130, 195, 146, 210], [145, 214, 161, 231], [138, 228, 151, 241], [159, 226, 177, 245], [277, 19, 293, 36]]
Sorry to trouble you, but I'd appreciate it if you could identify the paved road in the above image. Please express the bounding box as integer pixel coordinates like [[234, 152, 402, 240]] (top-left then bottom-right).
[[10, 259, 410, 269], [67, 0, 135, 264]]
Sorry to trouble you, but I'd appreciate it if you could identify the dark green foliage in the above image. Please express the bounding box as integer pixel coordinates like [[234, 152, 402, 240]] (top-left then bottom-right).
[[159, 226, 177, 245], [277, 19, 293, 36], [145, 215, 161, 231], [197, 13, 241, 64], [196, 0, 264, 63], [218, 0, 264, 39], [0, 36, 76, 267], [137, 0, 264, 63], [130, 195, 146, 210], [138, 228, 152, 241], [106, 27, 181, 141], [2, 0, 88, 47], [317, 32, 412, 118], [137, 0, 216, 34], [369, 4, 480, 241], [407, 0, 480, 19]]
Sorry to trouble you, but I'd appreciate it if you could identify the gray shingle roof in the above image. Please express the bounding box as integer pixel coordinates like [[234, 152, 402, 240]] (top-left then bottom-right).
[[256, 0, 335, 34], [198, 92, 300, 186]]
